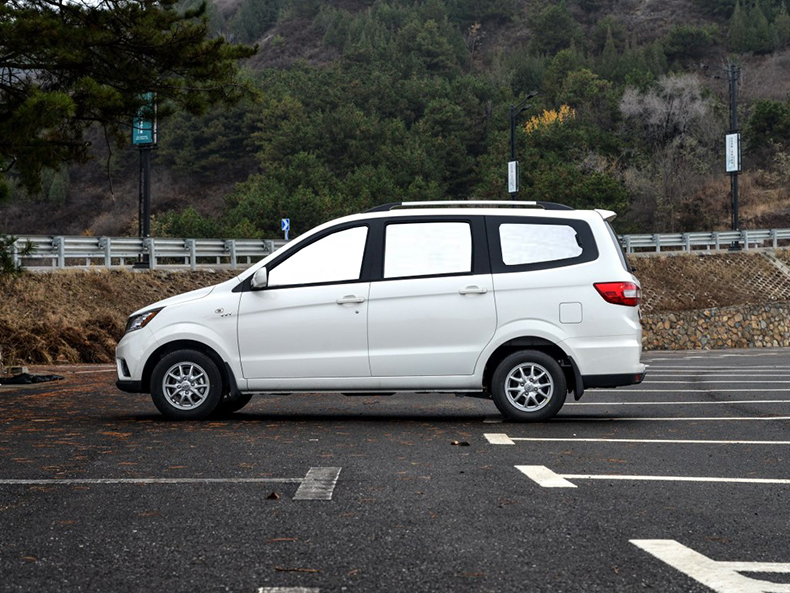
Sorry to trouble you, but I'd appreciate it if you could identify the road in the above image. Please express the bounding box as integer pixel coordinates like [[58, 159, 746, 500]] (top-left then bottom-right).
[[1, 349, 789, 592]]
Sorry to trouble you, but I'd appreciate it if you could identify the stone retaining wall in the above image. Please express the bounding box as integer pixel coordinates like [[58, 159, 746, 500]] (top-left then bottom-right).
[[642, 302, 790, 350]]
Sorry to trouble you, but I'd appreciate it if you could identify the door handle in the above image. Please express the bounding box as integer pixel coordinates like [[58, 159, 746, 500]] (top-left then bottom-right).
[[336, 295, 365, 305], [459, 286, 488, 295]]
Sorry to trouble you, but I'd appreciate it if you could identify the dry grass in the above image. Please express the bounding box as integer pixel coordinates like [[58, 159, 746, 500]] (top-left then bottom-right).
[[0, 269, 237, 365]]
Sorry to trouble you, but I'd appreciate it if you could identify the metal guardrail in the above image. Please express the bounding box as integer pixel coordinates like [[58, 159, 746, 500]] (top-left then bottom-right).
[[620, 229, 790, 253], [11, 235, 288, 270], [8, 228, 790, 270]]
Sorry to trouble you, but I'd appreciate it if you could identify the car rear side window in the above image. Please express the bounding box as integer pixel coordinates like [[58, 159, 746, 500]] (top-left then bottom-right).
[[486, 216, 598, 273], [500, 223, 582, 265], [384, 222, 472, 279]]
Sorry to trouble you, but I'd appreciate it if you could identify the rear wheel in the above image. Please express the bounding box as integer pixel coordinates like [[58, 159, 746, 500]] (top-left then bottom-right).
[[491, 350, 566, 422], [150, 350, 223, 420]]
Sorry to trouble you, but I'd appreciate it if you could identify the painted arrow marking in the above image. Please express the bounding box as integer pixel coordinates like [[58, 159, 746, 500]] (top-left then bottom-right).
[[632, 539, 790, 593]]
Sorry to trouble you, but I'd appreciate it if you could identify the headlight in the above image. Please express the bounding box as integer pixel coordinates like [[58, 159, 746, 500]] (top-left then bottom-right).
[[125, 308, 164, 334]]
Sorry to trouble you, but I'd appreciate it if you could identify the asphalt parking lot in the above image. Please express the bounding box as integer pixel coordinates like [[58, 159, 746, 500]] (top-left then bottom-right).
[[1, 348, 789, 593]]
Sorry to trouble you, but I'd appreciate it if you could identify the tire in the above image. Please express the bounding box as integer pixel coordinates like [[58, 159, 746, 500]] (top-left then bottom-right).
[[491, 350, 567, 422], [214, 392, 254, 415], [150, 350, 223, 420]]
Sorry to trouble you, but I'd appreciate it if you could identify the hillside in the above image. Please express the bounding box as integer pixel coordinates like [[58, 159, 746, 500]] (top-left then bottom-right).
[[1, 0, 790, 239]]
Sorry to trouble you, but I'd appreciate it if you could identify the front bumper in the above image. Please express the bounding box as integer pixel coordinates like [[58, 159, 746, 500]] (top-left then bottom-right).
[[116, 380, 144, 393]]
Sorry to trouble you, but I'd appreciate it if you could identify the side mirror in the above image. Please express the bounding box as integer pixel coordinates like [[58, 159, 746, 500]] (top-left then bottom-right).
[[251, 267, 268, 290]]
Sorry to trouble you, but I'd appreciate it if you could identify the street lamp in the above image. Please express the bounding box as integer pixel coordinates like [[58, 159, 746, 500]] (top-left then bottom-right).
[[725, 61, 741, 251], [508, 90, 538, 195]]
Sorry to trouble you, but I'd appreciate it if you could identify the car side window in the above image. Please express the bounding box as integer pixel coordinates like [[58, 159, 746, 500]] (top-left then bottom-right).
[[384, 222, 472, 279], [499, 223, 582, 265], [268, 226, 368, 287]]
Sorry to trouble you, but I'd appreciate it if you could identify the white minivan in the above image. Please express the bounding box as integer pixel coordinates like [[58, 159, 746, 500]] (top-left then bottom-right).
[[116, 201, 645, 421]]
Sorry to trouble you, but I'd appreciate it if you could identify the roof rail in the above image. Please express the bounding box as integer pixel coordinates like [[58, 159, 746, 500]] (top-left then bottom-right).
[[365, 200, 573, 213]]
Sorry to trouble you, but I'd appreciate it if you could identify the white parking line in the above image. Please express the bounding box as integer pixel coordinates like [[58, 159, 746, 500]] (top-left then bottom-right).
[[258, 588, 320, 593], [515, 466, 576, 488], [632, 539, 790, 593], [648, 373, 790, 377], [294, 467, 342, 501], [484, 434, 790, 445], [646, 366, 790, 370], [561, 416, 790, 421], [567, 400, 790, 406], [643, 381, 790, 384], [596, 389, 790, 393], [0, 467, 342, 501], [516, 465, 790, 488]]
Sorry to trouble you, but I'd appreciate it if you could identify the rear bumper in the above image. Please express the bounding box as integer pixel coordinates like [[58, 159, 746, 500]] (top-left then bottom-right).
[[116, 380, 144, 394], [583, 372, 646, 389]]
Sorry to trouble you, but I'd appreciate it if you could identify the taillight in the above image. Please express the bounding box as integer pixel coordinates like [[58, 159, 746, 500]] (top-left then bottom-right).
[[594, 282, 642, 307]]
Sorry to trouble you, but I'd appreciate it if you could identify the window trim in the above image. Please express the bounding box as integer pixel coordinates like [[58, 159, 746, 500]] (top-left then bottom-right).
[[485, 216, 598, 274]]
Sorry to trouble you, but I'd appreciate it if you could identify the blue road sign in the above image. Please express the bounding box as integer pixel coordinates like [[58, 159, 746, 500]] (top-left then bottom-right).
[[281, 218, 290, 241]]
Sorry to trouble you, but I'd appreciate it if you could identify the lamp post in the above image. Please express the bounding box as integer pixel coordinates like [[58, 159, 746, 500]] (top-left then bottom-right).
[[508, 91, 538, 195], [725, 61, 741, 251]]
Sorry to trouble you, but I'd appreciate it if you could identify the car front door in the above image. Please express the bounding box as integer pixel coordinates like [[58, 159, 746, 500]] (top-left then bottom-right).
[[367, 217, 497, 377], [238, 224, 371, 381]]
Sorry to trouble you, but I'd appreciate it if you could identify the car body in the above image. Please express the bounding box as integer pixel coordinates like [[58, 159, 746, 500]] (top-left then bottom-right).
[[116, 201, 645, 420]]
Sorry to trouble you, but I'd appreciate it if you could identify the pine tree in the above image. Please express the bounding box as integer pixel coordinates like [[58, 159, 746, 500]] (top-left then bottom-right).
[[750, 3, 779, 52], [599, 26, 620, 80], [0, 1, 257, 192], [728, 1, 752, 52], [774, 2, 790, 46]]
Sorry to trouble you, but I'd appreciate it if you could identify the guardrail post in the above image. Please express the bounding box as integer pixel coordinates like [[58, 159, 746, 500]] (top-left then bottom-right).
[[144, 238, 157, 269], [54, 236, 65, 268], [652, 234, 661, 253], [225, 239, 237, 269], [100, 237, 111, 268], [742, 230, 749, 251], [771, 229, 778, 249], [712, 232, 720, 251], [624, 235, 632, 254], [683, 233, 690, 252], [185, 239, 195, 271], [12, 238, 19, 268], [265, 240, 275, 254]]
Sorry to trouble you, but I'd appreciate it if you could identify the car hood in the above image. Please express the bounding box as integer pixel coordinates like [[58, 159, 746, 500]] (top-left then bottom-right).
[[130, 286, 216, 317]]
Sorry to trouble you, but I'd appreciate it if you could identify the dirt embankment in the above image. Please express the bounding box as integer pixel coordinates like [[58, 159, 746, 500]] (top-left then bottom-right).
[[2, 249, 790, 365], [0, 269, 238, 366]]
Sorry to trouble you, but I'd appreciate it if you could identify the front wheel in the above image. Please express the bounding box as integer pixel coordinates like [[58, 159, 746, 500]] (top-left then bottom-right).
[[491, 350, 567, 422], [150, 350, 223, 420]]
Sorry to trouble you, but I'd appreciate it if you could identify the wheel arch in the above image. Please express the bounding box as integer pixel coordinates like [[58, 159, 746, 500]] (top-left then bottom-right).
[[482, 337, 577, 395], [142, 339, 231, 395]]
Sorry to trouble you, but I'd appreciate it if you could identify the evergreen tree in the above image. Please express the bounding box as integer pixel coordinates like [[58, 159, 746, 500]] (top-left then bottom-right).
[[728, 1, 752, 52], [230, 0, 286, 43], [751, 2, 779, 52], [0, 1, 256, 192], [528, 1, 582, 55], [599, 26, 620, 80], [776, 3, 790, 46]]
